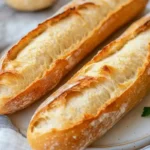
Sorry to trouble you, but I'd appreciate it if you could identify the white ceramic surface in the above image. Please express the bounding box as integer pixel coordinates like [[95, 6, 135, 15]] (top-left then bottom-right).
[[7, 1, 150, 150]]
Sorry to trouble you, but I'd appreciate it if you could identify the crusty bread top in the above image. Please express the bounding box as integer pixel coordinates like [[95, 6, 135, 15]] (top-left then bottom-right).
[[30, 14, 150, 134], [6, 0, 55, 11], [0, 0, 130, 107]]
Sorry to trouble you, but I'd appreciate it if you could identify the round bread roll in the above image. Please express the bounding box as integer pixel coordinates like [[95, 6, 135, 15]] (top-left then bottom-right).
[[6, 0, 55, 11]]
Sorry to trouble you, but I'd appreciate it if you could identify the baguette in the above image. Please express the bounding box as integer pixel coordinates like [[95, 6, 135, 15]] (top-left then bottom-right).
[[6, 0, 55, 11], [27, 14, 150, 150], [0, 0, 147, 114]]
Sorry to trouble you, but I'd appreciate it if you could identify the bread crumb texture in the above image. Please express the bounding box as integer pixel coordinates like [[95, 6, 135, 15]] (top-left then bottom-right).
[[33, 27, 150, 134], [0, 0, 129, 106]]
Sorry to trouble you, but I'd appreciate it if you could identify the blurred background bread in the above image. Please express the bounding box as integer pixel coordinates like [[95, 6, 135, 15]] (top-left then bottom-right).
[[6, 0, 55, 11]]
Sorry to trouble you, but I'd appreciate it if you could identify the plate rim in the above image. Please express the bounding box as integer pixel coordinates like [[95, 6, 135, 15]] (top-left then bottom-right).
[[88, 134, 150, 148]]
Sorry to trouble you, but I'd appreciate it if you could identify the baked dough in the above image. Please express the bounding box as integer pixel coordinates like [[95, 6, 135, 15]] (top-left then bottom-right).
[[6, 0, 55, 11], [27, 13, 150, 150], [0, 0, 147, 114]]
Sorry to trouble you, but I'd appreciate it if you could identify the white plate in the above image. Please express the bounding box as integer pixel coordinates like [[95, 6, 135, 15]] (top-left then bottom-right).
[[8, 2, 150, 150]]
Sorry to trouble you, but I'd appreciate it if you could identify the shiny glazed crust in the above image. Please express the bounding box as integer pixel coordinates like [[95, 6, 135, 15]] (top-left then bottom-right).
[[0, 0, 147, 114], [28, 14, 150, 150]]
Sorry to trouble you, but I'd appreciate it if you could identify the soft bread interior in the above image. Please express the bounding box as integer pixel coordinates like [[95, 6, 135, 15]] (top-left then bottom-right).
[[33, 28, 150, 133], [0, 0, 129, 101]]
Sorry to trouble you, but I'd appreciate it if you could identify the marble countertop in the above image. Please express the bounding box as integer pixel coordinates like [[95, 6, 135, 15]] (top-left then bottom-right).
[[0, 0, 70, 51]]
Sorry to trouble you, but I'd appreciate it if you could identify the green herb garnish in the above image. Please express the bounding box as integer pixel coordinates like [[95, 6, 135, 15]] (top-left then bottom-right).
[[142, 107, 150, 117]]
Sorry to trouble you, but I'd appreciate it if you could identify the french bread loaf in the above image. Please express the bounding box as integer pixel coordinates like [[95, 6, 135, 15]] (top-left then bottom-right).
[[6, 0, 55, 11], [0, 0, 148, 114], [27, 14, 150, 150]]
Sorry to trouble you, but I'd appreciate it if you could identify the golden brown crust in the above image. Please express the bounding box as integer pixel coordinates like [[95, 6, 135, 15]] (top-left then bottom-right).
[[28, 13, 150, 150], [6, 0, 55, 11], [0, 0, 148, 114]]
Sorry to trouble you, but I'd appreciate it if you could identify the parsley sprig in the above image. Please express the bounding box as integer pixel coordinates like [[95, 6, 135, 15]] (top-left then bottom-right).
[[142, 107, 150, 117]]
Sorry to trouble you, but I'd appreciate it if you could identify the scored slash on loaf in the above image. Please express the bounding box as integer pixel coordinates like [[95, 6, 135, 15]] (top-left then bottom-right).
[[0, 0, 148, 114], [27, 13, 150, 150]]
